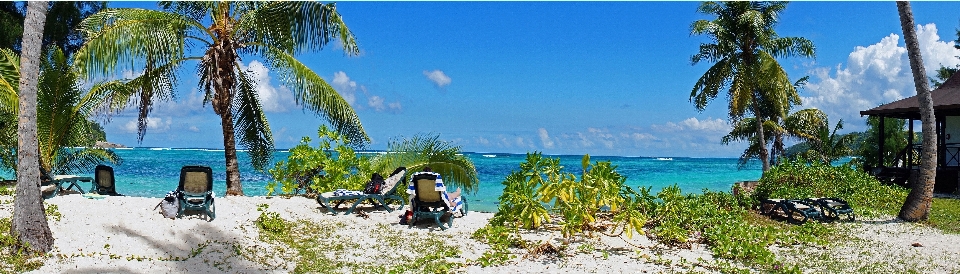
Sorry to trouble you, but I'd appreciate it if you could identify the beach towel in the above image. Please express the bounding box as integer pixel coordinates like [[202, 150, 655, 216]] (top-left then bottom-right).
[[332, 189, 364, 197]]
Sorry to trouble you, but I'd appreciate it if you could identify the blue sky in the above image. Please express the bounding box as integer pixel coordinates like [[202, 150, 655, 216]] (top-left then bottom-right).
[[100, 1, 960, 157]]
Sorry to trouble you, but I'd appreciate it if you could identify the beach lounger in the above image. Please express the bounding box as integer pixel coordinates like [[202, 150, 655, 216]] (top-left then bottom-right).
[[177, 165, 215, 221], [408, 172, 453, 230], [93, 165, 122, 196], [316, 167, 407, 215], [760, 198, 822, 224], [806, 197, 855, 221]]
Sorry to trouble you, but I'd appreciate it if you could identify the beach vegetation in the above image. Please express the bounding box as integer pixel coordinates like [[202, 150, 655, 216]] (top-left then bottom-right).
[[854, 116, 910, 171], [268, 129, 479, 196], [0, 46, 122, 175], [491, 152, 650, 239], [927, 197, 960, 234], [267, 125, 371, 196], [75, 1, 368, 196], [754, 157, 908, 217], [252, 205, 462, 273], [689, 1, 815, 172], [368, 134, 480, 193]]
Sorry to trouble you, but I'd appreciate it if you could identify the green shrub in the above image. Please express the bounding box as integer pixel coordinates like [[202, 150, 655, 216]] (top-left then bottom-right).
[[266, 125, 371, 196], [753, 158, 908, 216], [491, 152, 652, 238]]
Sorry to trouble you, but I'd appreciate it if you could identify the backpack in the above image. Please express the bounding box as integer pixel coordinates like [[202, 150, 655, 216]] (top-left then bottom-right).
[[154, 191, 180, 219], [363, 173, 385, 194]]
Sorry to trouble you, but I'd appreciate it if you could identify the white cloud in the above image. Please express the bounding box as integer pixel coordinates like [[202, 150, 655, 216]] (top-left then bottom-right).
[[423, 70, 452, 88], [241, 60, 295, 113], [332, 71, 358, 106], [537, 128, 554, 148], [802, 23, 960, 130], [122, 117, 172, 133], [332, 71, 402, 113], [188, 126, 200, 132]]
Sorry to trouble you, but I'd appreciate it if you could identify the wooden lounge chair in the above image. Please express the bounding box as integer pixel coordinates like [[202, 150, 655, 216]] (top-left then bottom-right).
[[316, 167, 407, 215], [408, 172, 452, 230], [760, 198, 822, 224], [93, 165, 122, 196], [177, 165, 215, 221], [806, 197, 855, 221]]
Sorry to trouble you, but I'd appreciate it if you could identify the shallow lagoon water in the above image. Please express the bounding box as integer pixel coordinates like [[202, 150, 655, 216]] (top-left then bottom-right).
[[3, 148, 762, 212]]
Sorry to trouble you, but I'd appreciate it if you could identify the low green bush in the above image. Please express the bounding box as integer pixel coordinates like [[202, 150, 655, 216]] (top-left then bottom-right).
[[266, 125, 371, 196], [753, 158, 908, 216]]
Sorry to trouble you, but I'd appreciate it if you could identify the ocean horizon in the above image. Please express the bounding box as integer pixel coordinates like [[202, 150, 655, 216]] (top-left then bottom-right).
[[4, 147, 763, 212]]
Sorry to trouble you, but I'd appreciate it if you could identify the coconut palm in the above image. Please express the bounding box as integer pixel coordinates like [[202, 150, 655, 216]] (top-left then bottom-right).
[[11, 0, 52, 253], [690, 1, 815, 172], [0, 47, 123, 176], [369, 134, 480, 194], [74, 1, 368, 195], [724, 108, 852, 167], [896, 1, 936, 222]]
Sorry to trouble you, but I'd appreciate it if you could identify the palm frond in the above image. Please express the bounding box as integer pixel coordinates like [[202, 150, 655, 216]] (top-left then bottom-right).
[[73, 8, 205, 79], [51, 148, 121, 175], [233, 68, 274, 171], [237, 2, 358, 56], [262, 46, 369, 146], [690, 58, 734, 111], [370, 134, 479, 193], [0, 48, 20, 114]]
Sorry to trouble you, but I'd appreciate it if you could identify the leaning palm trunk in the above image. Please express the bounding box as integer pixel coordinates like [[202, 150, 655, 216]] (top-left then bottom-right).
[[754, 106, 771, 171], [12, 0, 53, 253], [896, 1, 936, 222]]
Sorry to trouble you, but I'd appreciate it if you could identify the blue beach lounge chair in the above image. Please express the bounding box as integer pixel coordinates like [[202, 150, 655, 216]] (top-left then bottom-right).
[[93, 165, 122, 196], [177, 165, 215, 221], [316, 167, 408, 215], [408, 172, 453, 230], [760, 198, 822, 224]]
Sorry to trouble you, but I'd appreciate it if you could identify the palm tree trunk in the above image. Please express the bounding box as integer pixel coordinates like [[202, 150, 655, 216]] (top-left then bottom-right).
[[12, 0, 53, 253], [897, 1, 936, 222], [219, 110, 244, 196], [754, 107, 771, 172]]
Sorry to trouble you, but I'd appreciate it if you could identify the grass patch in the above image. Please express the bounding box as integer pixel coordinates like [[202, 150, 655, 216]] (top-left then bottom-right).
[[927, 197, 960, 234], [252, 204, 463, 273], [0, 217, 46, 273]]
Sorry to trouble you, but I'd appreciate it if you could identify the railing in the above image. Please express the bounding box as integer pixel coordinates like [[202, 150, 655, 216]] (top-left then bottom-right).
[[890, 143, 960, 168]]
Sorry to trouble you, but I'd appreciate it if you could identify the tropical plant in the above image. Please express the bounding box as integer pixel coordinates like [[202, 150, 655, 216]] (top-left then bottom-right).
[[492, 152, 651, 239], [0, 47, 123, 175], [896, 1, 937, 222], [11, 0, 52, 253], [368, 134, 479, 193], [267, 125, 371, 196], [784, 109, 856, 164], [856, 116, 909, 170], [74, 1, 368, 196], [689, 1, 815, 172], [0, 2, 105, 56]]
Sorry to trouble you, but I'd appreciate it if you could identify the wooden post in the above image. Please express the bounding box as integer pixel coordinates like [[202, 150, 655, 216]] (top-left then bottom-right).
[[880, 116, 886, 167], [909, 119, 914, 166]]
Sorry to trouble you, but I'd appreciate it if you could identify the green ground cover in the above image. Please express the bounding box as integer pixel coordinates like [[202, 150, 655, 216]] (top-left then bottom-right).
[[928, 197, 960, 234]]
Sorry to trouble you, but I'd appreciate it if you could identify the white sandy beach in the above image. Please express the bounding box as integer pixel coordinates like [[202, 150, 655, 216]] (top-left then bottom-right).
[[2, 194, 958, 273]]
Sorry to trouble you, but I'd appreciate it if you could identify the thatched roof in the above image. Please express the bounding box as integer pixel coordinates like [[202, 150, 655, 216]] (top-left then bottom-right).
[[860, 72, 960, 119]]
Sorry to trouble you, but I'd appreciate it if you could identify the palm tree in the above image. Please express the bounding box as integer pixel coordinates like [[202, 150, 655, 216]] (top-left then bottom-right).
[[896, 1, 936, 222], [0, 47, 122, 175], [690, 1, 814, 172], [74, 2, 369, 196], [782, 109, 855, 164], [11, 0, 52, 253], [369, 134, 480, 193]]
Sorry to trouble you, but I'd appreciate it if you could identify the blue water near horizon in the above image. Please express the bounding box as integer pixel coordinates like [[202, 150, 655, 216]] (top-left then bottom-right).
[[1, 148, 762, 212]]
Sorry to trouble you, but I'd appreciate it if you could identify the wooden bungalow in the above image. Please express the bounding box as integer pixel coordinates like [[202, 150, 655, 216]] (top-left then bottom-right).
[[860, 73, 960, 193]]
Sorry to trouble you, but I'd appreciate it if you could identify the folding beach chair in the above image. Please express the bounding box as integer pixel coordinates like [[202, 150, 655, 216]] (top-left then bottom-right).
[[316, 167, 408, 215], [408, 172, 453, 230], [806, 197, 855, 221], [760, 198, 822, 224], [93, 165, 122, 196], [177, 165, 215, 221]]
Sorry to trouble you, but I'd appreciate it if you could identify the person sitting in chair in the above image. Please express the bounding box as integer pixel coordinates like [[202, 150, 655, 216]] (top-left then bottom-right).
[[406, 167, 464, 213]]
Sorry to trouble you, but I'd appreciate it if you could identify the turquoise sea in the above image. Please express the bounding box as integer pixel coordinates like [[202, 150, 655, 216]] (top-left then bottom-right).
[[4, 148, 762, 212]]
